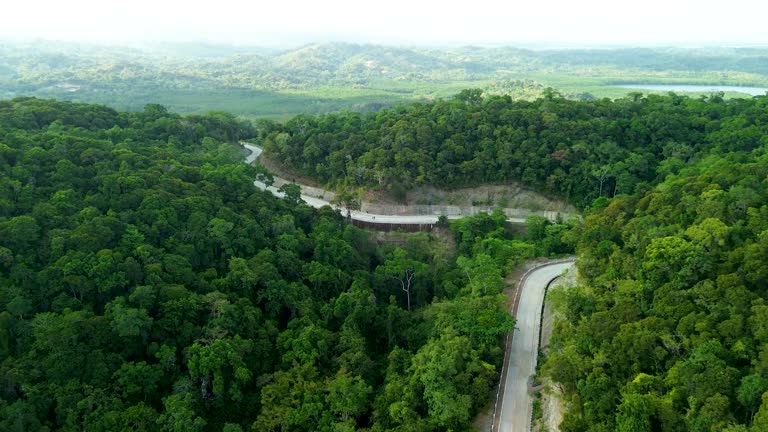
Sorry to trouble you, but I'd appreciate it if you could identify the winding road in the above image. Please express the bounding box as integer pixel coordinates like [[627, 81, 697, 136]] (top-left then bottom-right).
[[242, 143, 569, 225], [244, 142, 574, 431], [494, 260, 575, 432]]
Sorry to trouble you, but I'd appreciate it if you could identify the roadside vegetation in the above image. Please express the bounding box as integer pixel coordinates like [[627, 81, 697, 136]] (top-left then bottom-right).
[[261, 90, 768, 431], [0, 98, 575, 431], [543, 143, 768, 431], [2, 87, 768, 431], [260, 90, 767, 209]]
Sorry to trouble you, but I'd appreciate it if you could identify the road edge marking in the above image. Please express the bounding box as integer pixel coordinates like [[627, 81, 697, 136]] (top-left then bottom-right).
[[491, 257, 576, 432]]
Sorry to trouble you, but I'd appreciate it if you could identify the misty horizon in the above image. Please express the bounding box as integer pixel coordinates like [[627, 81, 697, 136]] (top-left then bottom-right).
[[3, 0, 768, 48], [3, 36, 768, 53]]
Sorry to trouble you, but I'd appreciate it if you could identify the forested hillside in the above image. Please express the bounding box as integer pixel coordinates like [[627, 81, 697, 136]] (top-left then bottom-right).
[[0, 98, 575, 431], [261, 91, 768, 431], [527, 96, 768, 431], [545, 134, 768, 431], [261, 91, 768, 208], [4, 91, 768, 431]]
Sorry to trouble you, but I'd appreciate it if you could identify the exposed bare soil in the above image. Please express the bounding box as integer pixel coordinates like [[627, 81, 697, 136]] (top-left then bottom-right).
[[369, 184, 576, 214], [258, 149, 576, 214], [256, 151, 323, 188]]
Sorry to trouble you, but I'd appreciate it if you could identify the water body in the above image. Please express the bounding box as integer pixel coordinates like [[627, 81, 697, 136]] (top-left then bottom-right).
[[614, 84, 768, 96]]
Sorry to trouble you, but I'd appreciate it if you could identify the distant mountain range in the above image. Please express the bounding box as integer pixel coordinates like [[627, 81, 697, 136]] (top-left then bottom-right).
[[2, 41, 767, 117]]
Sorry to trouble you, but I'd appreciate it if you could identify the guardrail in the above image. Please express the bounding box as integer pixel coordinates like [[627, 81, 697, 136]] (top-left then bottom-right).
[[491, 257, 576, 432], [241, 142, 581, 226]]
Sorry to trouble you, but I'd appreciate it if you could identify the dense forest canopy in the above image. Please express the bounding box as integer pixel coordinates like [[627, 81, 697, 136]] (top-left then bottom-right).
[[545, 132, 768, 432], [259, 91, 768, 431], [0, 97, 574, 431], [3, 88, 768, 431], [260, 91, 768, 208]]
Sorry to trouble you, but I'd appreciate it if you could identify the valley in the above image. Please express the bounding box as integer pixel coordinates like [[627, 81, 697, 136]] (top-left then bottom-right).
[[3, 41, 768, 118], [2, 31, 768, 432]]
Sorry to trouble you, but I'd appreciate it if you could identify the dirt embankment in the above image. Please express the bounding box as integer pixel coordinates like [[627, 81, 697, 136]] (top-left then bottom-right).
[[257, 148, 577, 215], [256, 150, 324, 188], [371, 184, 576, 214]]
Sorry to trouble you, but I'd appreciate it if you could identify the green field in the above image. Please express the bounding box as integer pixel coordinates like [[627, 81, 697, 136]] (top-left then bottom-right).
[[2, 41, 767, 119]]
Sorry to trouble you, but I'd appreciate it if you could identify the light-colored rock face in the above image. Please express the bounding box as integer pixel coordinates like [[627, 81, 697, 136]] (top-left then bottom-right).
[[242, 143, 577, 225]]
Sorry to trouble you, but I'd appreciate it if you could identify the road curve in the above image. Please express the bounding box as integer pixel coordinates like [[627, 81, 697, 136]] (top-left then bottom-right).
[[496, 260, 575, 432], [242, 143, 529, 225], [243, 142, 263, 164], [245, 143, 575, 429]]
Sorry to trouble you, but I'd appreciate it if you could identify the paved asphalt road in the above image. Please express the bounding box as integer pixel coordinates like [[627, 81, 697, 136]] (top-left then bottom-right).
[[243, 143, 263, 164], [246, 143, 575, 430], [243, 143, 528, 225], [498, 261, 575, 432]]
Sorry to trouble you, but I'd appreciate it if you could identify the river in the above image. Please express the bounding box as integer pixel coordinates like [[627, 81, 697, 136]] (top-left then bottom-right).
[[612, 84, 767, 96]]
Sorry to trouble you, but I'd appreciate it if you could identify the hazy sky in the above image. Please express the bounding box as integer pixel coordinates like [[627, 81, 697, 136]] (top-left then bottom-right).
[[2, 0, 767, 46]]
